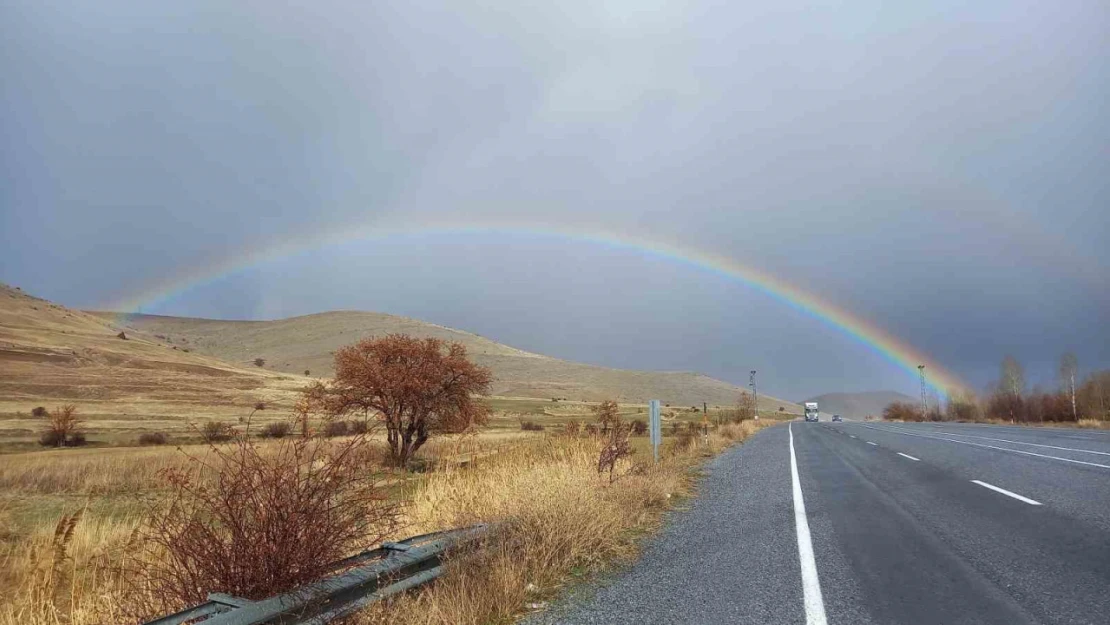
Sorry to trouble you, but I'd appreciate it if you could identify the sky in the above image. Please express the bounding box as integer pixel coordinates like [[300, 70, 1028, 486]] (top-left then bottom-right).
[[1, 0, 1107, 400]]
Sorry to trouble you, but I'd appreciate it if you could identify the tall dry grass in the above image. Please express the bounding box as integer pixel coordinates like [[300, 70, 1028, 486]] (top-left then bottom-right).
[[0, 421, 770, 625], [364, 420, 769, 625]]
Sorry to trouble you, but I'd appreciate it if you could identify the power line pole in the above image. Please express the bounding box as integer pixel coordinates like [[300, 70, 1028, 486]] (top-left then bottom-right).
[[918, 365, 928, 416], [750, 370, 758, 420]]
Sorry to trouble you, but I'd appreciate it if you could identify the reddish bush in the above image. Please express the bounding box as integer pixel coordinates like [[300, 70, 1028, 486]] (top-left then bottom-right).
[[128, 432, 399, 617]]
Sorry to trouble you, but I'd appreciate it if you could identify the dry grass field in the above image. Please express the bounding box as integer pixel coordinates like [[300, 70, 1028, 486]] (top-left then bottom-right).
[[0, 284, 792, 624], [0, 416, 775, 625]]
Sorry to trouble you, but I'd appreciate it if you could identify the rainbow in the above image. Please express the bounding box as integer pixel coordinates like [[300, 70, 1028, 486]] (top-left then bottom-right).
[[103, 220, 967, 395]]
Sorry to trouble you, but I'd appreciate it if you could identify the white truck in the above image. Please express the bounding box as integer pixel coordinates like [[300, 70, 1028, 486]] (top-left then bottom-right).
[[804, 402, 819, 422]]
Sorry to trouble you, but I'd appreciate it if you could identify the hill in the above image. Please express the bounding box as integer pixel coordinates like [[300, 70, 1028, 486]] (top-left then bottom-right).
[[91, 310, 799, 411], [803, 391, 915, 420], [0, 283, 306, 448]]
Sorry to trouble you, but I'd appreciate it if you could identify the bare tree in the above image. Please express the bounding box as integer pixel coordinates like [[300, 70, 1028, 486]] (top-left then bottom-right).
[[317, 335, 492, 467], [40, 404, 84, 447], [1000, 355, 1025, 423], [1059, 352, 1079, 421], [593, 399, 620, 435]]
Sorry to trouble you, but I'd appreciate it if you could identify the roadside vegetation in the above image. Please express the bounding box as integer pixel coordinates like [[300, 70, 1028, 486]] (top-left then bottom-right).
[[0, 334, 778, 625], [883, 353, 1110, 428]]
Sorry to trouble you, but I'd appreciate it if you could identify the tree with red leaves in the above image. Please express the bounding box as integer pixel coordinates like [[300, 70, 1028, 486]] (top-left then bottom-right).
[[326, 335, 492, 467]]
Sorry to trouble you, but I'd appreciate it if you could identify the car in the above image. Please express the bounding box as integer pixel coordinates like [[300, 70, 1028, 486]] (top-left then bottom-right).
[[832, 414, 843, 422]]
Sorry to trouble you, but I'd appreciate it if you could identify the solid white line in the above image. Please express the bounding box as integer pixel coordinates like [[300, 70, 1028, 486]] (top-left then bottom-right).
[[897, 452, 920, 461], [971, 480, 1042, 505], [866, 441, 877, 446], [788, 424, 828, 625], [862, 425, 1110, 469], [929, 431, 1110, 456]]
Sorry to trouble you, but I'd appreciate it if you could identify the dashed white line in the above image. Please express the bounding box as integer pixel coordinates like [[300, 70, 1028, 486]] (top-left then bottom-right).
[[849, 435, 857, 439], [866, 441, 877, 446], [788, 424, 828, 625], [862, 425, 1110, 470], [897, 452, 920, 461], [971, 480, 1042, 505], [929, 431, 1110, 456]]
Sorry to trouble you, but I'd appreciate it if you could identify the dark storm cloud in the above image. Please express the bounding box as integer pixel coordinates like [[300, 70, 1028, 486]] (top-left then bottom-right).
[[2, 1, 1107, 398]]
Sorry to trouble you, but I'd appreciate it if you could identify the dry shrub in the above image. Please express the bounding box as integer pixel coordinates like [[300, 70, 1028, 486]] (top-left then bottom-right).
[[201, 420, 233, 442], [630, 419, 647, 435], [259, 422, 291, 439], [593, 400, 620, 434], [597, 426, 631, 482], [324, 419, 350, 437], [519, 420, 544, 432], [562, 421, 581, 436], [31, 406, 47, 418], [138, 432, 168, 446], [883, 401, 923, 422], [123, 431, 400, 619]]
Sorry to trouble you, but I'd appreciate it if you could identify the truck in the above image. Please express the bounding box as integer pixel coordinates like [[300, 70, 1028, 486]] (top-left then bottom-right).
[[804, 402, 819, 422]]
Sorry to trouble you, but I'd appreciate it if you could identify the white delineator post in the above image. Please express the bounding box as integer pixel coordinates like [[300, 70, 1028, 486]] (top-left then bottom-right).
[[649, 399, 661, 463]]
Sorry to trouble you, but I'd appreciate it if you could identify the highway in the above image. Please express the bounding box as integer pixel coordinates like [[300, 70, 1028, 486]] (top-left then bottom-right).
[[527, 421, 1110, 625]]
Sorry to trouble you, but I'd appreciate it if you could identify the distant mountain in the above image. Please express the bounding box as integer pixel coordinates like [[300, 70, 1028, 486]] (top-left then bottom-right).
[[91, 309, 801, 410], [803, 391, 916, 420]]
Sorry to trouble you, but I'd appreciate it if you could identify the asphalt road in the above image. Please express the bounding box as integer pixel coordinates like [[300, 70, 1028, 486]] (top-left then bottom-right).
[[526, 421, 1110, 625]]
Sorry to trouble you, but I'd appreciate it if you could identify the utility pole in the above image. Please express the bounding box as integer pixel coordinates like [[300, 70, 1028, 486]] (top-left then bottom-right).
[[750, 370, 758, 420], [918, 365, 928, 416]]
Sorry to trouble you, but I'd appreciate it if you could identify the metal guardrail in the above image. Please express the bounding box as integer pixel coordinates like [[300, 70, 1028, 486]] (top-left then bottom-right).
[[143, 525, 488, 625]]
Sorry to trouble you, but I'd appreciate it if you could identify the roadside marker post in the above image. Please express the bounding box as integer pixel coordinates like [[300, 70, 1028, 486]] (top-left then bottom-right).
[[649, 400, 661, 462]]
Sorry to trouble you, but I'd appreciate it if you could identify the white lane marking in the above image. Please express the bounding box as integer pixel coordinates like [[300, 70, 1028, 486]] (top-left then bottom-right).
[[971, 480, 1042, 505], [928, 431, 1110, 456], [861, 425, 1110, 470], [849, 435, 857, 439], [897, 452, 920, 461], [866, 441, 877, 446], [788, 424, 828, 625]]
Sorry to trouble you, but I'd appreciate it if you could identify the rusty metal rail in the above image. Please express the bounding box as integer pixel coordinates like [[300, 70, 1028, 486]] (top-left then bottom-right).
[[143, 525, 487, 625]]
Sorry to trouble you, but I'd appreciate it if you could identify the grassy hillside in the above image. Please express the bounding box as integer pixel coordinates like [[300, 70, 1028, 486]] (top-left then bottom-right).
[[94, 310, 799, 411], [804, 390, 915, 420], [0, 284, 306, 448]]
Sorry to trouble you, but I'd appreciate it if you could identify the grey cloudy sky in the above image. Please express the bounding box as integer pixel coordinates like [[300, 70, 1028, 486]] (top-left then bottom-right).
[[2, 0, 1107, 400]]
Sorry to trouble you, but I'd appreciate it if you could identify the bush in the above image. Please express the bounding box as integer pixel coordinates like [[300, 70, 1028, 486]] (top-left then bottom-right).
[[139, 432, 169, 446], [126, 431, 399, 616], [253, 358, 265, 368], [324, 420, 349, 438], [597, 426, 632, 482], [563, 421, 581, 436], [202, 421, 233, 442], [38, 430, 65, 447], [253, 402, 266, 412], [348, 419, 370, 435], [584, 423, 599, 436], [31, 406, 47, 418], [520, 420, 545, 431], [259, 422, 291, 439], [630, 419, 647, 435], [883, 401, 923, 422], [304, 369, 311, 376]]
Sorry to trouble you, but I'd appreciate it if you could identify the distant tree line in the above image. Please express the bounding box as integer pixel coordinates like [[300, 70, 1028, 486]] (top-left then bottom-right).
[[884, 352, 1108, 424]]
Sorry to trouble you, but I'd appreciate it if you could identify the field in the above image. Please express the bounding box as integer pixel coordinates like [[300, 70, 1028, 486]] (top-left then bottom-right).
[[0, 283, 795, 623], [0, 401, 783, 625]]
